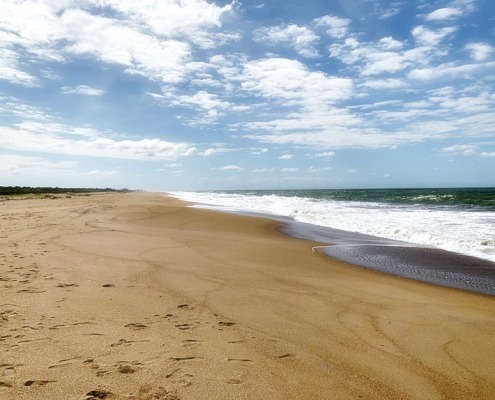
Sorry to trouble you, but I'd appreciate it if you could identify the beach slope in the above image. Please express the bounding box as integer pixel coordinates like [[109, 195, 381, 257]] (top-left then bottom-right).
[[1, 192, 494, 399]]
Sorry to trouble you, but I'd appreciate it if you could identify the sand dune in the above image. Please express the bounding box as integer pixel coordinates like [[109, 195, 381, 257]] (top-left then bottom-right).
[[1, 192, 494, 399]]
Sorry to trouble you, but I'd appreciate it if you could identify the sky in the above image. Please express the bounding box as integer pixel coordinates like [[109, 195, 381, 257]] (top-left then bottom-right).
[[0, 0, 494, 191]]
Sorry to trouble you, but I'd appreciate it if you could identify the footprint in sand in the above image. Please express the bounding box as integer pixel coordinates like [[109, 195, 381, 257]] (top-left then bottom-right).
[[56, 283, 79, 288], [227, 358, 253, 363], [135, 385, 180, 400], [218, 321, 235, 327], [216, 321, 236, 330], [84, 360, 101, 372], [95, 369, 109, 377], [16, 288, 45, 294], [175, 323, 192, 331], [48, 356, 85, 369], [124, 323, 148, 330], [170, 356, 198, 361], [182, 339, 200, 348], [117, 364, 136, 374], [277, 353, 296, 359], [177, 304, 194, 311], [116, 360, 142, 373], [111, 339, 131, 347], [24, 380, 56, 387], [0, 306, 19, 322], [84, 389, 112, 399]]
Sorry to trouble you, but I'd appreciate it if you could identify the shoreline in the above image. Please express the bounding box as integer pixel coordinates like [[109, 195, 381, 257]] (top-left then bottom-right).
[[1, 192, 494, 399], [280, 219, 495, 297], [187, 202, 495, 297], [172, 188, 495, 265]]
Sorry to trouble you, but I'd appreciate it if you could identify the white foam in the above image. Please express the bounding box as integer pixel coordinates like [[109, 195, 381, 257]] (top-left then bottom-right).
[[169, 191, 495, 262]]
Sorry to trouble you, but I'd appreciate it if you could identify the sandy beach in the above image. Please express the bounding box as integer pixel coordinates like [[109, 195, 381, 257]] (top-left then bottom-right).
[[1, 192, 494, 400]]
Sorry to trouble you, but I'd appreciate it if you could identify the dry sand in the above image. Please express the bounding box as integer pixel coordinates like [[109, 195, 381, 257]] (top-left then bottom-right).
[[1, 192, 494, 400]]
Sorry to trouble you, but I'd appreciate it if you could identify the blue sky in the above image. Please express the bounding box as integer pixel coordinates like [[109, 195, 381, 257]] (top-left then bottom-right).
[[0, 0, 494, 191]]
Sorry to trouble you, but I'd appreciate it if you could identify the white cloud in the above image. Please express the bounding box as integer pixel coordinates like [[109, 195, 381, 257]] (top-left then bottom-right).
[[481, 152, 495, 157], [0, 95, 52, 121], [438, 144, 478, 156], [361, 51, 410, 76], [83, 137, 198, 160], [279, 154, 294, 160], [61, 9, 191, 84], [0, 1, 66, 58], [357, 86, 495, 144], [281, 168, 299, 172], [0, 122, 198, 161], [0, 0, 236, 86], [244, 128, 427, 150], [409, 61, 495, 80], [103, 0, 234, 45], [203, 147, 235, 157], [411, 26, 457, 46], [254, 23, 320, 58], [251, 148, 269, 155], [14, 121, 102, 139], [378, 37, 404, 51], [235, 22, 495, 153], [152, 90, 231, 124], [0, 154, 78, 176], [214, 165, 244, 171], [361, 78, 408, 89], [0, 48, 39, 87], [191, 31, 242, 50], [0, 96, 199, 162], [308, 166, 331, 173], [425, 8, 463, 21], [61, 85, 106, 96], [314, 15, 351, 39], [241, 58, 353, 105], [309, 151, 336, 158], [379, 2, 406, 19], [86, 169, 120, 177], [329, 37, 429, 76], [239, 108, 361, 134], [465, 43, 493, 61], [427, 90, 493, 114]]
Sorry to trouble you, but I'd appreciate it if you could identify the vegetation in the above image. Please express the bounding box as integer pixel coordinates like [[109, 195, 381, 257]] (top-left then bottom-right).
[[0, 186, 132, 196]]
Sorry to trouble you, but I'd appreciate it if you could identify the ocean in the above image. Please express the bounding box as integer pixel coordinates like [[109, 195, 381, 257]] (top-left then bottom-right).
[[169, 188, 495, 295]]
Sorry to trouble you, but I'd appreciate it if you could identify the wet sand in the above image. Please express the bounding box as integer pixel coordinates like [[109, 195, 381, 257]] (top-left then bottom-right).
[[280, 220, 495, 296], [1, 192, 495, 399]]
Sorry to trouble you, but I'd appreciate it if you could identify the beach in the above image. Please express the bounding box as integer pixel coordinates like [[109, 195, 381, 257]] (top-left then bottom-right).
[[1, 192, 494, 400]]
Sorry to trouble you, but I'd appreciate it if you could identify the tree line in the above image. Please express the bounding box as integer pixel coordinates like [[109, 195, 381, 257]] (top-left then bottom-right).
[[0, 186, 131, 196]]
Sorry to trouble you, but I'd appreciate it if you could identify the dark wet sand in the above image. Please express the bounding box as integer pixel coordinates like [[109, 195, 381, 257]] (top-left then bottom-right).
[[280, 219, 495, 296], [319, 245, 495, 296]]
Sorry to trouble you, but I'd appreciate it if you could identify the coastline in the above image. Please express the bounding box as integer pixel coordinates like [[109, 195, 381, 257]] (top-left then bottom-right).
[[1, 192, 494, 399], [279, 219, 495, 296], [188, 201, 495, 296]]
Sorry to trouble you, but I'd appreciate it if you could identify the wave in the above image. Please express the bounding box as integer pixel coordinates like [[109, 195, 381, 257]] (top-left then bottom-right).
[[169, 190, 495, 262]]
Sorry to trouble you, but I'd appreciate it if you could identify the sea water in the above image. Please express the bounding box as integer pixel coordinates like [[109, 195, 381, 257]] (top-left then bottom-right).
[[170, 188, 495, 263]]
